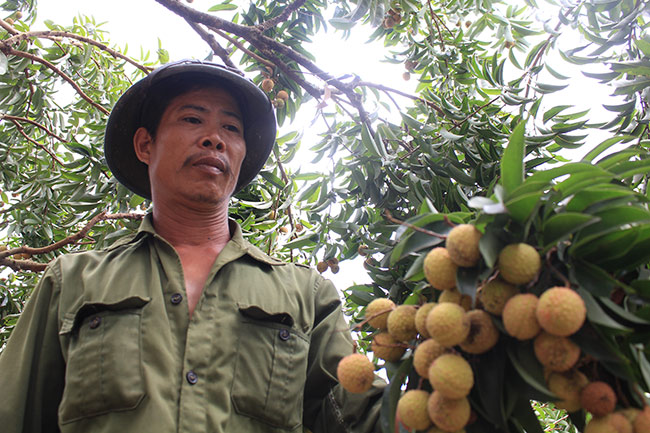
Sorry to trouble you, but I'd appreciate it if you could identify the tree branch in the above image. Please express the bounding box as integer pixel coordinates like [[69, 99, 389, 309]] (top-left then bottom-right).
[[384, 209, 446, 239], [259, 0, 307, 32], [356, 81, 446, 117], [10, 119, 66, 167], [187, 21, 237, 69], [0, 113, 68, 142], [0, 18, 18, 35], [210, 27, 275, 69]]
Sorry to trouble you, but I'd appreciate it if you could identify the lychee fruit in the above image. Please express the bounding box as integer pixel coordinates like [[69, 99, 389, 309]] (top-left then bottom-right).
[[459, 310, 499, 354], [478, 279, 519, 315], [387, 305, 418, 342], [415, 302, 436, 338], [498, 243, 541, 285], [446, 224, 482, 267], [337, 353, 375, 393], [460, 295, 473, 311], [371, 332, 406, 362], [585, 414, 626, 433], [634, 406, 650, 433], [533, 332, 580, 372], [428, 354, 474, 399], [424, 247, 458, 290], [316, 261, 328, 273], [276, 90, 289, 101], [365, 298, 395, 330], [397, 390, 432, 430], [609, 412, 633, 433], [581, 381, 617, 417], [439, 287, 463, 304], [427, 391, 470, 432], [426, 303, 470, 347], [502, 293, 541, 340], [547, 369, 589, 412], [413, 339, 446, 379], [261, 78, 274, 92], [536, 287, 586, 337]]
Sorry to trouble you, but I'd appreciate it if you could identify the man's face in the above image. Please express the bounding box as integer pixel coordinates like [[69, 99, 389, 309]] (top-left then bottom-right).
[[133, 87, 246, 206]]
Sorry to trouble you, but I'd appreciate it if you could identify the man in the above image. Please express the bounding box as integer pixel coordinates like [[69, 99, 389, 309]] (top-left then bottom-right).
[[0, 60, 383, 432]]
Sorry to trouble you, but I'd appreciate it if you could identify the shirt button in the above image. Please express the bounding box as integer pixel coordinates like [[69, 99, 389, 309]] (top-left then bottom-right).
[[186, 371, 198, 385], [89, 316, 102, 329], [170, 293, 183, 305], [279, 329, 291, 341]]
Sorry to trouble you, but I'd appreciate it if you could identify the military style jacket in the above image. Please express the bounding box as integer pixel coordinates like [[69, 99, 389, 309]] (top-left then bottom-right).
[[0, 215, 383, 433]]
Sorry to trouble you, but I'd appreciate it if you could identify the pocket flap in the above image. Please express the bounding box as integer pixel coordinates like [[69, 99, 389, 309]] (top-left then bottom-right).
[[59, 295, 150, 335], [237, 303, 294, 327]]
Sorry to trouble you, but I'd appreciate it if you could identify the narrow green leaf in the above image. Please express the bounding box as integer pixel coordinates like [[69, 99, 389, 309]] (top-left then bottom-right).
[[501, 120, 525, 196], [542, 213, 599, 250], [208, 3, 238, 11], [578, 288, 633, 332], [379, 358, 413, 433]]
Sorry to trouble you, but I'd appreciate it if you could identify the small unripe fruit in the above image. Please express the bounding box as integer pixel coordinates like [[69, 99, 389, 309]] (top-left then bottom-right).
[[316, 261, 328, 273], [459, 310, 499, 354], [5, 17, 13, 25], [276, 90, 289, 101], [536, 287, 586, 337], [279, 226, 289, 234], [415, 302, 436, 338], [424, 247, 458, 291], [387, 305, 418, 342], [397, 390, 432, 431], [427, 391, 470, 432], [372, 332, 406, 362], [429, 354, 474, 399], [261, 78, 275, 92], [478, 279, 519, 315], [15, 11, 23, 19], [498, 243, 541, 285], [273, 98, 285, 109], [358, 244, 368, 256], [330, 264, 340, 274], [438, 287, 462, 304], [413, 339, 446, 379], [446, 224, 482, 267], [365, 298, 395, 329], [382, 16, 396, 28], [581, 381, 617, 417], [337, 353, 375, 393], [402, 72, 411, 81], [503, 293, 541, 340], [533, 332, 580, 372], [426, 303, 470, 347], [547, 370, 589, 412]]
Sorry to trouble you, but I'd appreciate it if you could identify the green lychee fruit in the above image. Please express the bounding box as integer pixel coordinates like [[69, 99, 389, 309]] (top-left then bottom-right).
[[581, 381, 617, 417], [446, 224, 482, 267], [428, 353, 474, 399], [459, 309, 499, 354], [371, 332, 406, 362], [533, 332, 580, 372], [387, 305, 418, 342], [536, 287, 586, 337], [415, 302, 437, 338], [498, 243, 541, 285], [426, 303, 470, 347], [397, 390, 432, 430], [413, 338, 446, 379], [502, 293, 541, 340], [365, 298, 395, 329], [547, 369, 589, 412], [424, 247, 458, 290], [427, 391, 470, 432], [337, 353, 375, 393], [478, 279, 519, 315]]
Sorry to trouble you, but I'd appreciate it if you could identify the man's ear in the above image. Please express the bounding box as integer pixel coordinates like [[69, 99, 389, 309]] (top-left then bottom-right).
[[133, 127, 153, 165]]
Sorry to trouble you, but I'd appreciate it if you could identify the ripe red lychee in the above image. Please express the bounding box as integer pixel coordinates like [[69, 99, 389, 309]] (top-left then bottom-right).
[[547, 369, 589, 412], [413, 338, 446, 379], [365, 298, 395, 330], [397, 390, 432, 431], [585, 413, 629, 433], [424, 247, 458, 291], [459, 309, 499, 354], [371, 332, 406, 362], [478, 279, 519, 315], [446, 224, 482, 267], [533, 332, 580, 372], [428, 354, 474, 399], [387, 305, 418, 342], [536, 287, 586, 337], [426, 303, 470, 347], [498, 243, 541, 285], [337, 353, 375, 393], [415, 302, 436, 338], [427, 391, 470, 432], [581, 381, 617, 417], [609, 412, 633, 433], [502, 293, 541, 340]]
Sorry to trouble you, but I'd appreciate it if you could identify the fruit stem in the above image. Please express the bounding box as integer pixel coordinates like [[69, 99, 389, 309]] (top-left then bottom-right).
[[384, 210, 446, 239]]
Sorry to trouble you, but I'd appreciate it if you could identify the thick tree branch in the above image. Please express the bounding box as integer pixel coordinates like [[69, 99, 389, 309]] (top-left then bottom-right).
[[209, 27, 275, 69], [187, 21, 237, 69], [259, 0, 307, 32], [0, 18, 18, 35]]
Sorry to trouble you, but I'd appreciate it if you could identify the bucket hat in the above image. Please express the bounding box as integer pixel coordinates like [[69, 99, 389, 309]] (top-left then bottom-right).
[[104, 59, 276, 199]]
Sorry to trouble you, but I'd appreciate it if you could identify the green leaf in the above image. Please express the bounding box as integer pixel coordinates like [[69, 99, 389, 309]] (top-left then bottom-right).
[[542, 213, 599, 250], [208, 3, 238, 11], [582, 136, 634, 162], [506, 341, 556, 400], [379, 357, 413, 433], [578, 288, 633, 332], [0, 52, 8, 75], [501, 120, 525, 196]]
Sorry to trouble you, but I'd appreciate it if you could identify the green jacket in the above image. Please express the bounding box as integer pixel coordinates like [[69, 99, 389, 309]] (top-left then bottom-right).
[[0, 215, 383, 433]]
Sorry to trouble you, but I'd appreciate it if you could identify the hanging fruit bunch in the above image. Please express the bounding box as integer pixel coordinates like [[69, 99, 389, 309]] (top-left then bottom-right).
[[337, 124, 650, 432]]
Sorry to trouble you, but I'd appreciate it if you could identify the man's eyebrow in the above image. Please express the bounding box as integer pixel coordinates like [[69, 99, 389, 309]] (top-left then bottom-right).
[[178, 104, 242, 122]]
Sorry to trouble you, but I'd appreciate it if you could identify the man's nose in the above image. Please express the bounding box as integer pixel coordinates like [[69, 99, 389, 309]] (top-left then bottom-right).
[[200, 129, 225, 151]]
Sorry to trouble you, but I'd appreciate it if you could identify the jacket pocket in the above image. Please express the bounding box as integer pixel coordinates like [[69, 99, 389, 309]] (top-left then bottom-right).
[[231, 304, 309, 430], [58, 296, 149, 424]]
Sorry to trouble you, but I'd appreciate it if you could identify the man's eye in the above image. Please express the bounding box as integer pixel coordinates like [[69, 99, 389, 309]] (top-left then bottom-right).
[[224, 124, 241, 133], [183, 117, 201, 124]]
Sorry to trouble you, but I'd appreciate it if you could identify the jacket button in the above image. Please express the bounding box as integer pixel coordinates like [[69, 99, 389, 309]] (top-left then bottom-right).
[[170, 293, 183, 305], [186, 371, 198, 385], [89, 316, 102, 329], [279, 329, 291, 341]]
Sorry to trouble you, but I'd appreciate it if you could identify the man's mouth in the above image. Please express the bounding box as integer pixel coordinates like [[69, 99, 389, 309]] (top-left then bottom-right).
[[191, 155, 228, 174]]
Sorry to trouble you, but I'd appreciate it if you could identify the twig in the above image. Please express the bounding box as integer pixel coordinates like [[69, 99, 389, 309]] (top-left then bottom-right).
[[356, 81, 446, 117], [0, 113, 68, 142], [0, 18, 18, 35], [187, 21, 237, 69], [10, 119, 66, 167], [259, 0, 307, 32], [210, 27, 275, 69], [384, 209, 447, 239], [453, 95, 501, 129], [426, 0, 445, 50]]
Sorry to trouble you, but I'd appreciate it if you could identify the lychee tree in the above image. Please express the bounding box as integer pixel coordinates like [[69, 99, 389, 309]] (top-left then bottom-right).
[[0, 0, 649, 431]]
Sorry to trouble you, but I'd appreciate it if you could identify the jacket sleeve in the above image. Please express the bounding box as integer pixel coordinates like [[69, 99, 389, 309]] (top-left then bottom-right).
[[303, 276, 385, 433], [0, 264, 65, 433]]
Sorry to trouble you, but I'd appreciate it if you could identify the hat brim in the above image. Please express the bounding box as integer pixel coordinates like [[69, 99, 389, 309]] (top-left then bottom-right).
[[104, 61, 276, 200]]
